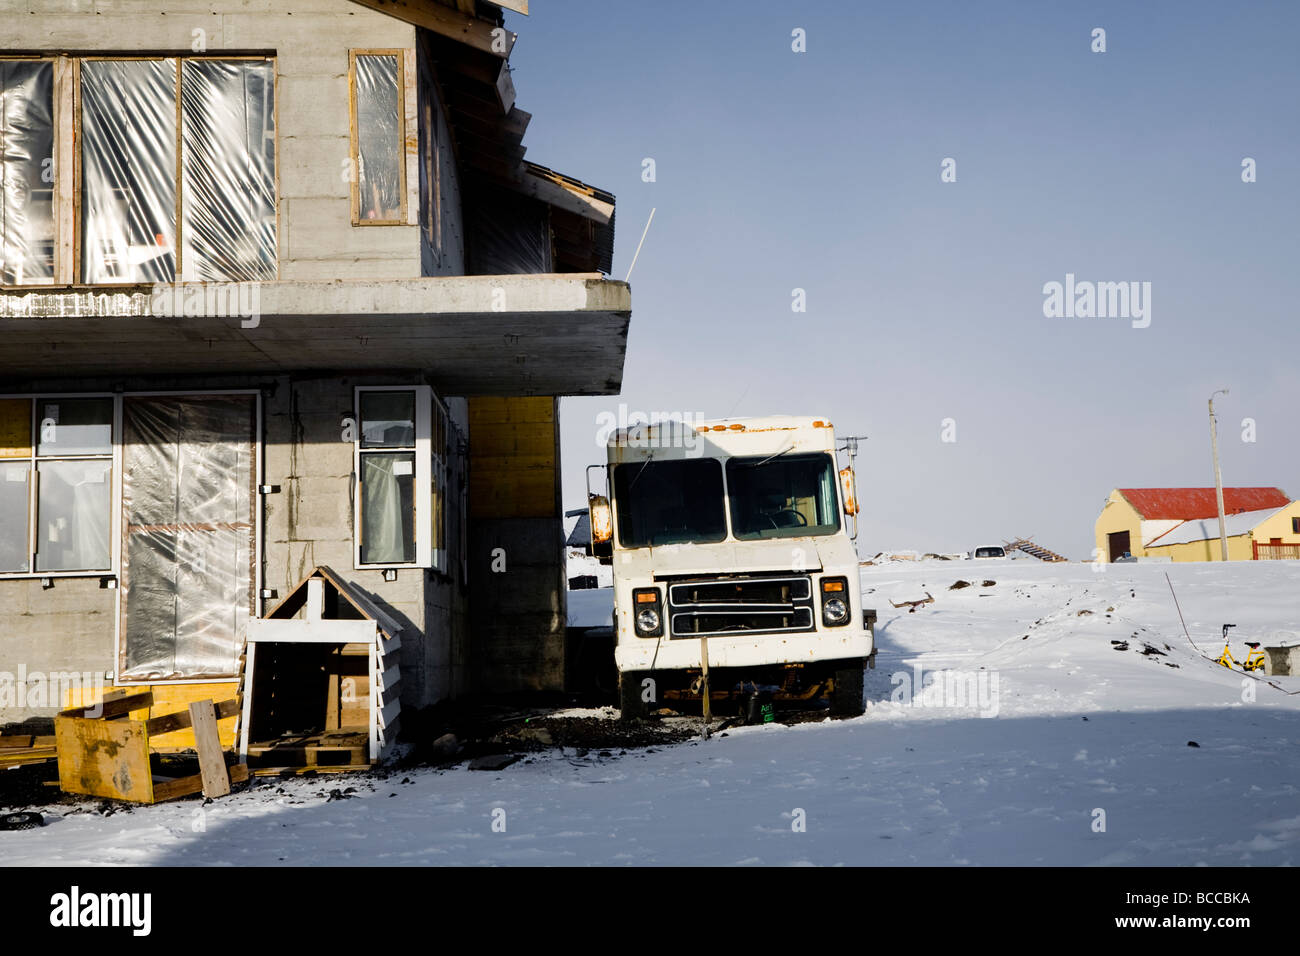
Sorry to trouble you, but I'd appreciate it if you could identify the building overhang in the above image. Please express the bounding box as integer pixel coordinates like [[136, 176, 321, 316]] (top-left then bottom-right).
[[0, 274, 629, 395]]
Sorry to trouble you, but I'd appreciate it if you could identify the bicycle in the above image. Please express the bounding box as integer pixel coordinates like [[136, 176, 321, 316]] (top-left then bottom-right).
[[1215, 624, 1266, 672]]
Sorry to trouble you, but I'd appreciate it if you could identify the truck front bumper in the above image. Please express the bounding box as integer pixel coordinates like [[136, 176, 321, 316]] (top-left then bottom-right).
[[614, 627, 873, 673]]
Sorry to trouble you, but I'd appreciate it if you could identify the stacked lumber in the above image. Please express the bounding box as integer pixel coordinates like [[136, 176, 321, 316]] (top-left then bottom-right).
[[1004, 537, 1070, 562], [0, 734, 57, 769]]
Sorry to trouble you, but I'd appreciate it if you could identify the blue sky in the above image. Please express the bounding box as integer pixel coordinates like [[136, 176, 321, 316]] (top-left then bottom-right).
[[506, 0, 1300, 558]]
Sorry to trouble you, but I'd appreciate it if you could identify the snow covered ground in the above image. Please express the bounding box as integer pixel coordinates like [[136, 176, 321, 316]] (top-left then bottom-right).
[[8, 560, 1300, 866]]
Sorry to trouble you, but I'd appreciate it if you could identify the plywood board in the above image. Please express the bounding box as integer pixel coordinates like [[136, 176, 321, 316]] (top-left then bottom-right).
[[64, 684, 239, 751], [54, 716, 153, 803], [188, 700, 231, 798]]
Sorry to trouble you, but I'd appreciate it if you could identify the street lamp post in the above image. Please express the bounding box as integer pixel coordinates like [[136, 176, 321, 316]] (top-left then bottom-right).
[[1208, 389, 1229, 561]]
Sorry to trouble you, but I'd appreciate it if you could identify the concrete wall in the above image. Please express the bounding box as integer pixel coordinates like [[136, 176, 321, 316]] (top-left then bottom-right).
[[467, 397, 565, 692], [0, 578, 114, 723], [421, 397, 471, 701], [1, 0, 427, 282], [263, 374, 429, 708], [417, 28, 466, 277], [0, 371, 470, 722]]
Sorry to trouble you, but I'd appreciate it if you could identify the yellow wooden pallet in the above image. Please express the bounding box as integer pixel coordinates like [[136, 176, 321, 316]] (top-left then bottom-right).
[[55, 692, 247, 804], [0, 735, 58, 769]]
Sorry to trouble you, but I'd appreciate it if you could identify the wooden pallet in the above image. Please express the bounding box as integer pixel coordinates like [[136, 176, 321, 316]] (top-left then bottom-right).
[[55, 692, 247, 803], [250, 765, 364, 777], [0, 734, 58, 769], [245, 732, 370, 770]]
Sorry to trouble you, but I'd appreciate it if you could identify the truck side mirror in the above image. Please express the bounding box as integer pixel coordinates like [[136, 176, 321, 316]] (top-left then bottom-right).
[[589, 494, 613, 558], [839, 467, 859, 516]]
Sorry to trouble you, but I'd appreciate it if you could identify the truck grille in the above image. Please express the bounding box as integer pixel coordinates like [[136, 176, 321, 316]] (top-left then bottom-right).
[[667, 574, 815, 638]]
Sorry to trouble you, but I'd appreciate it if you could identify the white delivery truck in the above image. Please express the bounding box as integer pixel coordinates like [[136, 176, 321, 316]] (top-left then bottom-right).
[[587, 416, 875, 720]]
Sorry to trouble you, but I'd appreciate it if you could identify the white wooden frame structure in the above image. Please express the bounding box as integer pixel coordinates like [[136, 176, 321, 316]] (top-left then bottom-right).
[[238, 568, 402, 764]]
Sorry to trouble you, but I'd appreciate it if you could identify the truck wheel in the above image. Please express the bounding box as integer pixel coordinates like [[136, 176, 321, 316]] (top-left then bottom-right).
[[619, 671, 652, 721], [830, 660, 866, 718]]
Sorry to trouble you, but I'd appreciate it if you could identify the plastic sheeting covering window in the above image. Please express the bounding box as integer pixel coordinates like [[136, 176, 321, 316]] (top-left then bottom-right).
[[353, 54, 404, 223], [80, 59, 178, 284], [468, 186, 549, 275], [120, 396, 255, 682], [0, 61, 55, 286], [180, 60, 276, 281]]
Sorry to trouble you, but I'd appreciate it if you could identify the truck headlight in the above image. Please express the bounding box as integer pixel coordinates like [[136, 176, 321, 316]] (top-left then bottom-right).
[[823, 598, 848, 625], [820, 577, 850, 627], [633, 588, 664, 636]]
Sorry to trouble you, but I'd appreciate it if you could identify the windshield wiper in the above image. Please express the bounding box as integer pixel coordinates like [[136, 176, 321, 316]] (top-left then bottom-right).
[[627, 449, 655, 490], [744, 444, 795, 468]]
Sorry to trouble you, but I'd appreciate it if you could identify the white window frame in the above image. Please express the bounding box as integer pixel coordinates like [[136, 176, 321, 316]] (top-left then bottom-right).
[[354, 385, 433, 571], [0, 392, 122, 579]]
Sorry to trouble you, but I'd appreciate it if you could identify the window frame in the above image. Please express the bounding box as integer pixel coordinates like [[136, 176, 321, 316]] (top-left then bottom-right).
[[0, 392, 122, 579], [0, 53, 279, 290], [353, 385, 434, 571], [348, 49, 408, 227]]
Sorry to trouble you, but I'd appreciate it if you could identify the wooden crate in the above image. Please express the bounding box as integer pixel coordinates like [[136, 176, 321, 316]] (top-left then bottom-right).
[[55, 692, 248, 804]]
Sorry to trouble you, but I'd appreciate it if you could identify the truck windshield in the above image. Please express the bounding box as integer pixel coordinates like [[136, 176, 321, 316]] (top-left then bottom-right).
[[613, 458, 727, 548], [727, 452, 840, 540]]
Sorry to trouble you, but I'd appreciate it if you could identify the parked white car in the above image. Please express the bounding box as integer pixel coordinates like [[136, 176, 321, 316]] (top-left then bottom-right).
[[970, 546, 1006, 559]]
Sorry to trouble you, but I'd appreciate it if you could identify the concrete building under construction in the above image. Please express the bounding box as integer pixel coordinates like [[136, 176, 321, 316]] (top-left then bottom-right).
[[0, 0, 630, 730]]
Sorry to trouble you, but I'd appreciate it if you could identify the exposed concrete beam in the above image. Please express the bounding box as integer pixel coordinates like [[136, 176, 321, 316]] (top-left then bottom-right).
[[0, 276, 630, 396], [350, 0, 517, 58]]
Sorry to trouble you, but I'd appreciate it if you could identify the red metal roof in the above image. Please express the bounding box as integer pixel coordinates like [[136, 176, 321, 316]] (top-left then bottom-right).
[[1118, 487, 1290, 520]]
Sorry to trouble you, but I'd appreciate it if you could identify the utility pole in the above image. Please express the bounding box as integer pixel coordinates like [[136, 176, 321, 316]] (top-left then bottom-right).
[[1208, 389, 1229, 561]]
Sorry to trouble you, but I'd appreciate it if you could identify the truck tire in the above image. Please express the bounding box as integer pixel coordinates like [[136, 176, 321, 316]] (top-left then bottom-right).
[[830, 660, 866, 718], [619, 671, 652, 721]]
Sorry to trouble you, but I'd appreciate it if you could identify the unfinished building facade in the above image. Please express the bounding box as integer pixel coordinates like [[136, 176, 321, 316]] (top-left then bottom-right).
[[0, 0, 630, 731]]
